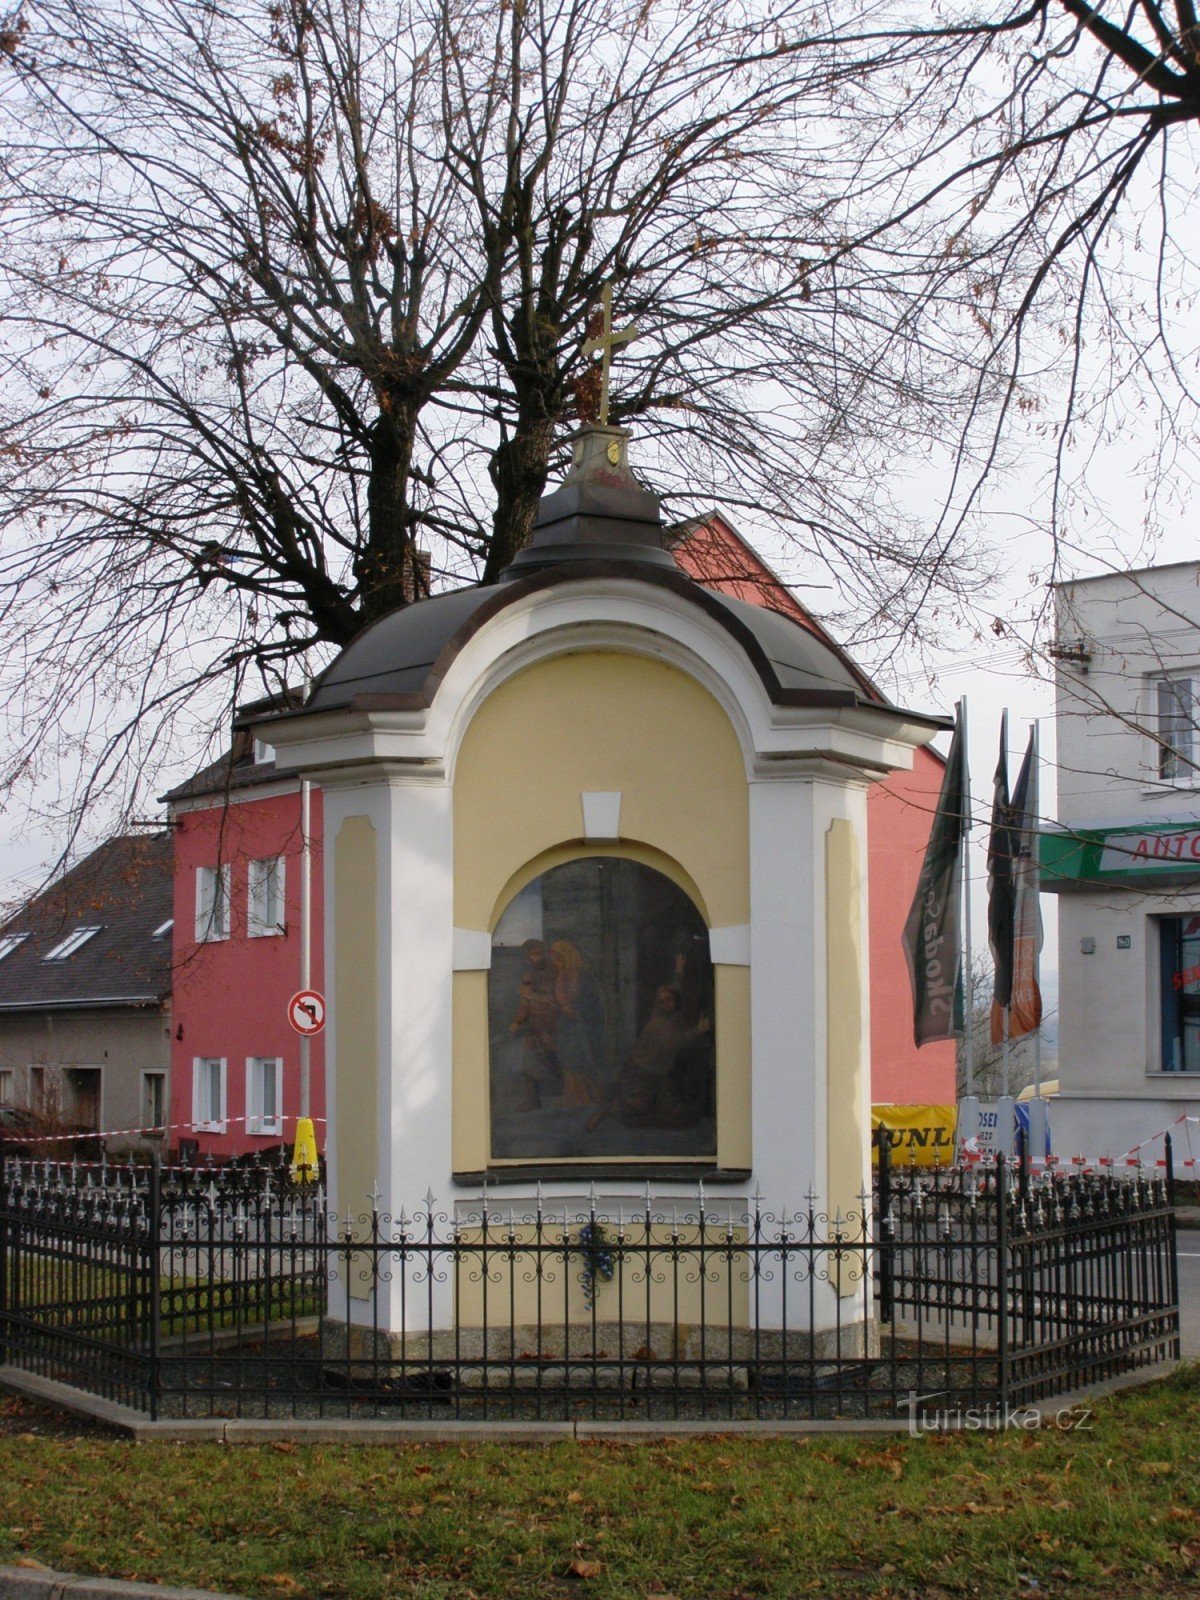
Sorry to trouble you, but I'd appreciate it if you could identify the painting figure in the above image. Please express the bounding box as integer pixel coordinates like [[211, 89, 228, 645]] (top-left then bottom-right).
[[489, 857, 716, 1159], [550, 940, 603, 1106], [509, 940, 562, 1111], [586, 985, 711, 1131]]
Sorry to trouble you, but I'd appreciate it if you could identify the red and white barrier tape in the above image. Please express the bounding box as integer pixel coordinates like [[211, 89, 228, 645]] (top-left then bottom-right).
[[5, 1112, 328, 1147]]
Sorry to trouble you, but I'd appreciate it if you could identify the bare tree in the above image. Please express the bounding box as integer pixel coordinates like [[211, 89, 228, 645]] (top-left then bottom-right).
[[0, 0, 998, 856], [844, 1, 1200, 604]]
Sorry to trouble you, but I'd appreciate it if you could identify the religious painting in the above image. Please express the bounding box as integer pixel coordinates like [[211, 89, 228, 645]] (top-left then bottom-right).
[[489, 857, 716, 1161]]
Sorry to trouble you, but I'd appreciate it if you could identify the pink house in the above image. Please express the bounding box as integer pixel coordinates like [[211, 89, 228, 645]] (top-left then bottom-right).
[[670, 514, 956, 1108], [164, 708, 325, 1159]]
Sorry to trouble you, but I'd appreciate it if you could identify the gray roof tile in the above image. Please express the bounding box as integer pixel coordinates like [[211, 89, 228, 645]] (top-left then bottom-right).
[[0, 834, 173, 1010]]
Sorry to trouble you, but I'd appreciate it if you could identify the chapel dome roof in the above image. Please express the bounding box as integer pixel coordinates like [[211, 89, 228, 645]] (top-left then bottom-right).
[[304, 558, 888, 717], [277, 423, 942, 732]]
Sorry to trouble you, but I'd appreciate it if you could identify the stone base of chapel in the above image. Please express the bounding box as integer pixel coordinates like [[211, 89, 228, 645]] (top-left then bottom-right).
[[320, 1313, 879, 1379]]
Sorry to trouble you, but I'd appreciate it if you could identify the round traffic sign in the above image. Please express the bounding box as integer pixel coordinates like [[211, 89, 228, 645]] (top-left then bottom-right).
[[288, 989, 326, 1036]]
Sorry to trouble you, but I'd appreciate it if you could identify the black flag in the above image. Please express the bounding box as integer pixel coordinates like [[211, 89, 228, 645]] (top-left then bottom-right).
[[902, 710, 967, 1046], [988, 714, 1016, 1042]]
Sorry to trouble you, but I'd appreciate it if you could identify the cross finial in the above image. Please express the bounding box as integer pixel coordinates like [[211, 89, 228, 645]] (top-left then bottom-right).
[[583, 283, 639, 427]]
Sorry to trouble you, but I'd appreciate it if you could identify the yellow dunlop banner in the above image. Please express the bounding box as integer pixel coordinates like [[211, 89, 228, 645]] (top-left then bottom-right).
[[871, 1104, 958, 1167]]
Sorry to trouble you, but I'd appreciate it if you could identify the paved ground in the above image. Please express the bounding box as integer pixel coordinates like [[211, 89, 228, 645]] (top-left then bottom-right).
[[1176, 1227, 1200, 1361]]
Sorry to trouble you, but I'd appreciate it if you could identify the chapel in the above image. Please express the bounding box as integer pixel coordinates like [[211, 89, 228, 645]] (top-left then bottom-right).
[[257, 415, 944, 1348]]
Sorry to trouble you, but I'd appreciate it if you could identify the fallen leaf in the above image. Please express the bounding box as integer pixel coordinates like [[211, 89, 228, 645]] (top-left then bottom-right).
[[566, 1558, 604, 1580]]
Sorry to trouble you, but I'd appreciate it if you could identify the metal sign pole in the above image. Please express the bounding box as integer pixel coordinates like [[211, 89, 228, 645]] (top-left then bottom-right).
[[300, 777, 311, 1122]]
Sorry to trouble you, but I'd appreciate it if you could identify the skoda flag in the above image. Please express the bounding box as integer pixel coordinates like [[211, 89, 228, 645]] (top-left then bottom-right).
[[902, 711, 967, 1046]]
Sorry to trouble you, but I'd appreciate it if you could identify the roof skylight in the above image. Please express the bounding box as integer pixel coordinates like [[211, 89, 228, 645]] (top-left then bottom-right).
[[43, 926, 103, 961]]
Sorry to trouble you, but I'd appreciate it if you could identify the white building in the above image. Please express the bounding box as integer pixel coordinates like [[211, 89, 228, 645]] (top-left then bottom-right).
[[1045, 560, 1200, 1158]]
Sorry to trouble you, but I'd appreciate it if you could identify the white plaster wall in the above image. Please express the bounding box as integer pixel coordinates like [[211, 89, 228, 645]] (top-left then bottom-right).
[[1049, 1097, 1200, 1166], [1051, 563, 1200, 1154], [749, 775, 871, 1328], [1055, 564, 1200, 826], [321, 777, 454, 1332]]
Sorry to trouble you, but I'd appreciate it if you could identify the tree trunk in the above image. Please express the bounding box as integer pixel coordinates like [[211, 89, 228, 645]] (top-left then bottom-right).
[[359, 400, 423, 623], [483, 415, 557, 584]]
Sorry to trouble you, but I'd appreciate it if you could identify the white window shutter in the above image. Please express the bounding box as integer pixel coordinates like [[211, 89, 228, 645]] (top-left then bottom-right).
[[248, 861, 264, 937], [195, 869, 213, 942], [271, 857, 286, 932]]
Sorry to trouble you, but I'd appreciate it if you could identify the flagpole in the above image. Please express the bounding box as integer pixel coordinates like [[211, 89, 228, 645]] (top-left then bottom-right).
[[1000, 708, 1011, 1101], [1032, 718, 1042, 1101], [959, 695, 975, 1096]]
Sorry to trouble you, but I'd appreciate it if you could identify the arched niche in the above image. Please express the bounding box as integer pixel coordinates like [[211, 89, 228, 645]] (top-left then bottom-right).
[[488, 856, 716, 1162]]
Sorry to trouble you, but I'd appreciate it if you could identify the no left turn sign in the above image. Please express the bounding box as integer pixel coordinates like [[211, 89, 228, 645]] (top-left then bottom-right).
[[288, 989, 326, 1036]]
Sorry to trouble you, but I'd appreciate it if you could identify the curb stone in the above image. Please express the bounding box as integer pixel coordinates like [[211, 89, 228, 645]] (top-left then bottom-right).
[[0, 1570, 249, 1600]]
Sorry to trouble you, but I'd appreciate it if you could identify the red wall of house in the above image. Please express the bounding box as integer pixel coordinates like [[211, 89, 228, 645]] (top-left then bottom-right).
[[170, 787, 326, 1158], [673, 518, 957, 1105], [866, 749, 957, 1104]]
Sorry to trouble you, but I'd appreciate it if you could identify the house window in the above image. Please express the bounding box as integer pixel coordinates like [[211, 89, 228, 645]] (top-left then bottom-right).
[[248, 857, 286, 938], [0, 1069, 13, 1103], [246, 1057, 283, 1136], [195, 865, 231, 942], [0, 934, 27, 962], [142, 1071, 167, 1131], [252, 738, 276, 765], [1159, 915, 1200, 1073], [487, 857, 715, 1163], [192, 1057, 226, 1131], [1156, 676, 1196, 782], [43, 926, 102, 961]]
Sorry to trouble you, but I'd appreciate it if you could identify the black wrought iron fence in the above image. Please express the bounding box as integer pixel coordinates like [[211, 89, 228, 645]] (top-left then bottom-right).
[[0, 1142, 1180, 1424]]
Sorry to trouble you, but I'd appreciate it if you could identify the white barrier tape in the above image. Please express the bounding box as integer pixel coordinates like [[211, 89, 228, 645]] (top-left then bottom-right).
[[5, 1112, 328, 1147], [1120, 1112, 1199, 1162]]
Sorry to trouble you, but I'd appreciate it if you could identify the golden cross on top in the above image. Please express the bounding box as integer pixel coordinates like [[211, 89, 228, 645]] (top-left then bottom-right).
[[583, 283, 640, 427]]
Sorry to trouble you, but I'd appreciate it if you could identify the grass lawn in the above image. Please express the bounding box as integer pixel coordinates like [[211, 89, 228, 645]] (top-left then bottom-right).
[[3, 1368, 1200, 1599]]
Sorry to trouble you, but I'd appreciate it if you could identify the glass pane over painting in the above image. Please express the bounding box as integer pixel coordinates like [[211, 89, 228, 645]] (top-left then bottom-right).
[[489, 857, 715, 1161]]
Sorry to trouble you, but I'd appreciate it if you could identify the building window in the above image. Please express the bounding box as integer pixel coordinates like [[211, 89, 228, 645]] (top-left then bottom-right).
[[1156, 676, 1196, 782], [195, 865, 231, 942], [488, 857, 715, 1163], [192, 1057, 226, 1131], [0, 934, 27, 962], [246, 1057, 283, 1136], [253, 738, 276, 765], [142, 1071, 167, 1131], [43, 926, 102, 961], [0, 1069, 13, 1103], [1159, 915, 1200, 1073], [248, 857, 286, 938]]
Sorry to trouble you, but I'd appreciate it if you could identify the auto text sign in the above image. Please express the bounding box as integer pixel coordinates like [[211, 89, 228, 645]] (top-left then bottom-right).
[[1098, 826, 1200, 875], [288, 989, 326, 1036]]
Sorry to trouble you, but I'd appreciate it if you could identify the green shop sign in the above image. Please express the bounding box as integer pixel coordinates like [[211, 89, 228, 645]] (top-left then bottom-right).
[[1040, 820, 1200, 886]]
